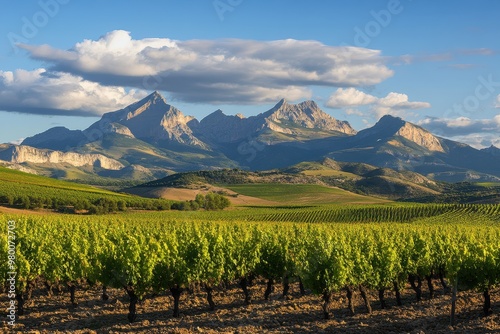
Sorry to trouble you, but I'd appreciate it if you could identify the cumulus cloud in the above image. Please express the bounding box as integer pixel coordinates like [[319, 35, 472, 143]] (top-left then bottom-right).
[[326, 88, 377, 108], [326, 88, 430, 118], [18, 30, 393, 105], [0, 68, 147, 116], [418, 115, 500, 137], [416, 115, 500, 148], [375, 92, 431, 117]]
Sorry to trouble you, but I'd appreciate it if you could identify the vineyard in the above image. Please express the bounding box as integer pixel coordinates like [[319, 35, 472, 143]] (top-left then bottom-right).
[[0, 166, 173, 213], [1, 203, 499, 332]]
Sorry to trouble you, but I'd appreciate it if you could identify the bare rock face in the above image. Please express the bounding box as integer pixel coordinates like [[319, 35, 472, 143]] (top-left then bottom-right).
[[361, 115, 445, 152], [196, 98, 356, 144], [0, 145, 124, 170], [99, 91, 209, 149], [158, 107, 209, 149], [83, 122, 135, 142], [395, 123, 445, 152], [0, 162, 39, 175], [197, 110, 258, 143], [264, 99, 357, 135]]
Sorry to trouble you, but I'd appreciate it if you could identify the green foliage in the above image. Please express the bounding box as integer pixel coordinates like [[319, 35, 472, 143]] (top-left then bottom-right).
[[0, 203, 499, 319], [171, 192, 230, 211], [0, 166, 175, 214]]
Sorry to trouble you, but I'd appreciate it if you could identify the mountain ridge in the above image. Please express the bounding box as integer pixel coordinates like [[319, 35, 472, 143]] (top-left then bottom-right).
[[1, 91, 498, 184]]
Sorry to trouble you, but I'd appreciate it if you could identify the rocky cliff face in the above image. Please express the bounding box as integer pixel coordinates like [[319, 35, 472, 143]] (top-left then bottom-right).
[[196, 98, 356, 144], [263, 99, 356, 135], [0, 145, 124, 170], [359, 115, 444, 152], [16, 92, 499, 182], [395, 122, 445, 152], [98, 91, 209, 149]]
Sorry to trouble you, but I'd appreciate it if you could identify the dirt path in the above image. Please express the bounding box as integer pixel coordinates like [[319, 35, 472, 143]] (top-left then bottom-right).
[[0, 206, 55, 215], [3, 279, 498, 333]]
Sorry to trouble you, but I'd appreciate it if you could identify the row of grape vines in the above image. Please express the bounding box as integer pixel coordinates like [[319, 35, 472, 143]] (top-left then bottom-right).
[[254, 203, 500, 224], [1, 209, 499, 324]]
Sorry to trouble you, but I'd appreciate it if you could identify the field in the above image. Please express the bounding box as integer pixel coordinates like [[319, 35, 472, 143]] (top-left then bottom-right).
[[0, 166, 121, 195], [224, 183, 389, 205], [0, 166, 173, 213], [1, 203, 499, 333]]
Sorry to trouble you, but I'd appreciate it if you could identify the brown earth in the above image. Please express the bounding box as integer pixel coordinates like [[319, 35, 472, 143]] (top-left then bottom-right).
[[128, 186, 280, 206], [2, 279, 498, 333], [0, 206, 55, 216]]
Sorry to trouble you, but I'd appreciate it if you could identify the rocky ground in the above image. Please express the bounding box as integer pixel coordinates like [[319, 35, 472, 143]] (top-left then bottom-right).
[[2, 279, 499, 333]]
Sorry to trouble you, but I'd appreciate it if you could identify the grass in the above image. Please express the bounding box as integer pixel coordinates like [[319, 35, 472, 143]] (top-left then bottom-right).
[[224, 183, 389, 205], [476, 182, 500, 187], [301, 169, 360, 178], [0, 166, 123, 196]]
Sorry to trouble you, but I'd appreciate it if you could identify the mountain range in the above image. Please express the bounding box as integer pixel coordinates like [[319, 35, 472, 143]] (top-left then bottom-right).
[[1, 91, 499, 184]]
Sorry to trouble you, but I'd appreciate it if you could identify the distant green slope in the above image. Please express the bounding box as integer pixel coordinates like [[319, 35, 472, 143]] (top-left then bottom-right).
[[0, 166, 122, 195], [0, 166, 172, 212]]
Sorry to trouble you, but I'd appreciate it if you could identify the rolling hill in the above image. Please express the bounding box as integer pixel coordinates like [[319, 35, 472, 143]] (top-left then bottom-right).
[[0, 166, 172, 213]]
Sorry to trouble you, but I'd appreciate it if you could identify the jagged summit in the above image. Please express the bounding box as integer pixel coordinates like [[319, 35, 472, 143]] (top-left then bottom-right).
[[367, 115, 407, 134], [103, 91, 169, 122], [85, 91, 209, 149], [359, 114, 444, 152], [481, 145, 500, 156], [9, 92, 500, 183], [263, 99, 356, 134]]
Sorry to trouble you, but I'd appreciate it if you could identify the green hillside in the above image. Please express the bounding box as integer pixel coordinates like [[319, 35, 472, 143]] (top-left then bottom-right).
[[128, 158, 500, 205], [0, 166, 172, 213], [0, 166, 122, 195]]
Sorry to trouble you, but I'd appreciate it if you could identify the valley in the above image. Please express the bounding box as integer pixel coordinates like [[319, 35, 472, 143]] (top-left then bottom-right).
[[1, 92, 499, 334]]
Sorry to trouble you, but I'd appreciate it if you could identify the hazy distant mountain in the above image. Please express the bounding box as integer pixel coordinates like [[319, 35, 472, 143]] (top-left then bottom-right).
[[22, 126, 87, 151], [195, 98, 355, 145], [2, 91, 499, 184]]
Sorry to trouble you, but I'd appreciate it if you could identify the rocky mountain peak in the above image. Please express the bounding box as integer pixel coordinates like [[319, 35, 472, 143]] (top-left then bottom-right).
[[161, 106, 196, 128], [481, 145, 500, 156], [85, 91, 209, 149], [124, 91, 168, 121], [364, 115, 444, 152], [395, 122, 445, 152], [263, 99, 356, 135]]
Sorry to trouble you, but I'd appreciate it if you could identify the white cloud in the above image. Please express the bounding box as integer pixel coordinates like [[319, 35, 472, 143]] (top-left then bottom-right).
[[418, 115, 500, 136], [326, 88, 430, 118], [0, 68, 147, 116], [326, 88, 377, 108], [417, 115, 500, 149], [374, 92, 431, 117], [344, 108, 364, 116], [19, 30, 394, 105], [9, 138, 25, 145]]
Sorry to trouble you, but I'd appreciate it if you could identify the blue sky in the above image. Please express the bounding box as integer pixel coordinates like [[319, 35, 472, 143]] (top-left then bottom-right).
[[1, 0, 499, 148]]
